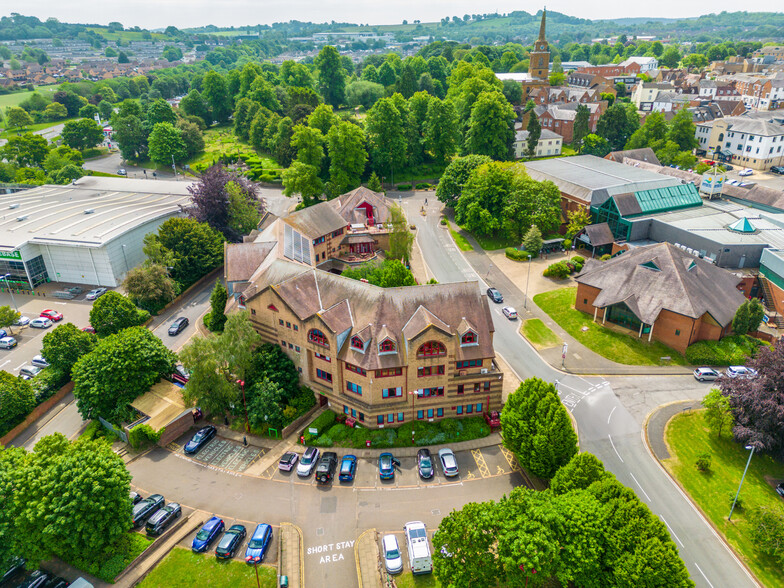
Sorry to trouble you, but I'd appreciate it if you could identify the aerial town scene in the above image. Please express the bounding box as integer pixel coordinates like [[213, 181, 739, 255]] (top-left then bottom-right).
[[1, 1, 784, 587]]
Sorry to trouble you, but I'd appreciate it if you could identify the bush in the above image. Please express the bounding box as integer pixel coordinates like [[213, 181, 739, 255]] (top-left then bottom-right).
[[396, 184, 412, 191], [31, 367, 69, 402], [695, 453, 712, 472], [128, 423, 163, 450], [543, 261, 570, 279], [685, 335, 766, 366], [563, 239, 571, 249], [66, 532, 152, 583], [729, 491, 744, 512], [600, 254, 612, 261], [415, 182, 432, 190], [505, 247, 530, 261], [572, 256, 585, 264], [303, 410, 336, 444], [440, 218, 447, 225]]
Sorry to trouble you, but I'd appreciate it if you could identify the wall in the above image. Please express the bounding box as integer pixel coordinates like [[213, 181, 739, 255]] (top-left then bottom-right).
[[0, 381, 74, 446], [575, 283, 606, 320], [157, 411, 194, 446]]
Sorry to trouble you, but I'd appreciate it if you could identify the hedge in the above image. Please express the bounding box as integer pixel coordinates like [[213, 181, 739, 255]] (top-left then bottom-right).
[[572, 256, 585, 264], [396, 184, 412, 191], [415, 182, 432, 190], [685, 335, 767, 366], [543, 261, 570, 279], [302, 410, 336, 444], [505, 247, 531, 261]]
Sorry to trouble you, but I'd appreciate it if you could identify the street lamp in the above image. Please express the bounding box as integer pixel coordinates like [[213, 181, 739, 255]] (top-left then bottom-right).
[[2, 273, 18, 312], [237, 379, 250, 433], [729, 444, 756, 521], [524, 254, 532, 309], [121, 244, 129, 273]]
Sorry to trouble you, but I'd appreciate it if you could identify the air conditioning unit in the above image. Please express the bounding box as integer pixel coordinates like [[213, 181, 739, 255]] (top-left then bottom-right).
[[8, 203, 19, 209], [84, 209, 95, 214], [481, 368, 488, 374]]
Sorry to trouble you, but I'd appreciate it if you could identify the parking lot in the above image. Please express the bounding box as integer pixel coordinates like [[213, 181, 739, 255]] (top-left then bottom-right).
[[170, 432, 265, 474], [176, 515, 279, 564], [258, 443, 526, 489]]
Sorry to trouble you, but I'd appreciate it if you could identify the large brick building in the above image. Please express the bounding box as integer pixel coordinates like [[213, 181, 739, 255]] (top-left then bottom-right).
[[575, 242, 746, 353]]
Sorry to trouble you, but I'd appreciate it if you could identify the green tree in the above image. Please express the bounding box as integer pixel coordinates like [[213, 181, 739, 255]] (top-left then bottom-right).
[[342, 259, 416, 287], [97, 100, 114, 121], [145, 98, 177, 126], [626, 111, 668, 150], [0, 305, 20, 328], [315, 45, 347, 107], [596, 103, 639, 151], [526, 111, 541, 158], [78, 104, 99, 119], [424, 98, 460, 165], [682, 53, 708, 69], [2, 133, 49, 168], [247, 378, 286, 430], [282, 161, 324, 205], [41, 323, 97, 377], [522, 225, 542, 255], [326, 121, 367, 196], [147, 121, 186, 165], [5, 106, 33, 129], [89, 291, 150, 338], [573, 104, 591, 152], [702, 388, 734, 438], [60, 118, 103, 151], [501, 79, 523, 105], [122, 264, 178, 312], [667, 107, 699, 152], [43, 102, 67, 121], [550, 452, 608, 494], [113, 114, 148, 161], [747, 297, 766, 333], [435, 154, 492, 207], [207, 281, 228, 332], [291, 124, 325, 168], [118, 51, 129, 63], [365, 97, 407, 179], [177, 119, 205, 159], [566, 208, 592, 237], [388, 204, 413, 263], [226, 181, 261, 236], [72, 327, 176, 421], [732, 300, 750, 335], [582, 133, 610, 157], [246, 343, 300, 399], [464, 91, 514, 160], [501, 377, 578, 479], [660, 46, 682, 68], [345, 81, 385, 109], [202, 70, 232, 123], [306, 103, 339, 135], [179, 89, 211, 125], [367, 172, 383, 192], [0, 371, 35, 435]]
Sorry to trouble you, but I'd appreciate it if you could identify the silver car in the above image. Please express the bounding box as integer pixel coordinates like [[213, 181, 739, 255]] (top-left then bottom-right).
[[382, 534, 403, 574], [30, 317, 52, 329], [438, 448, 459, 477], [0, 336, 17, 349], [31, 355, 50, 369], [19, 364, 41, 379], [693, 367, 719, 382], [13, 316, 30, 326], [726, 366, 758, 379], [86, 287, 107, 300]]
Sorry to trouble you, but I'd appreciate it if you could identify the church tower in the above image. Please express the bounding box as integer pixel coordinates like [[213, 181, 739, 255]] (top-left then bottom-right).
[[528, 9, 550, 81]]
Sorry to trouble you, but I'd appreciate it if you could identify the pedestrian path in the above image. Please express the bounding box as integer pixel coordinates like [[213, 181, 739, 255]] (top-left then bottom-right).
[[355, 529, 382, 588], [279, 522, 303, 588]]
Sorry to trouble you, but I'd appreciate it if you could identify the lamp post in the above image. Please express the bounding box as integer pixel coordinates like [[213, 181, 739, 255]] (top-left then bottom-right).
[[121, 244, 129, 273], [524, 254, 532, 309], [2, 273, 17, 312], [237, 379, 249, 433], [729, 444, 756, 521]]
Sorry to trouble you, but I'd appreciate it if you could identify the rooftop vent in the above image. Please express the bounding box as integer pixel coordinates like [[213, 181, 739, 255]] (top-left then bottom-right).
[[84, 209, 95, 214], [16, 215, 27, 222], [8, 203, 19, 209]]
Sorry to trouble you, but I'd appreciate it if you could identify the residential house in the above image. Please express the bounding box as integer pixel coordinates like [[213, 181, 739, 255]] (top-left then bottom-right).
[[619, 56, 659, 73], [631, 82, 676, 111], [696, 114, 784, 170], [513, 129, 563, 159], [698, 79, 740, 100], [532, 101, 604, 143]]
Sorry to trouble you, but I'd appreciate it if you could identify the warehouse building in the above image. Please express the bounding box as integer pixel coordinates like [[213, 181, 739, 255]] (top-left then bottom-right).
[[0, 177, 189, 289]]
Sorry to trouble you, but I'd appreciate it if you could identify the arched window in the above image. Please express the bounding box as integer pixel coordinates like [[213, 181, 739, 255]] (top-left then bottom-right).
[[718, 132, 724, 143], [308, 329, 329, 347], [461, 331, 477, 345], [350, 336, 364, 351], [379, 338, 396, 353], [417, 341, 446, 358]]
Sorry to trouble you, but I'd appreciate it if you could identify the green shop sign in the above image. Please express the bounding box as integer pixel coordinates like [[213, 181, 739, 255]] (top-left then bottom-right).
[[0, 250, 21, 260]]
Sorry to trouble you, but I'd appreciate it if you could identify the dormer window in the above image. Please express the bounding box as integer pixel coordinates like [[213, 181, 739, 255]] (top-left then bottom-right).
[[461, 331, 478, 346], [350, 336, 364, 351], [308, 329, 329, 347], [379, 338, 396, 354]]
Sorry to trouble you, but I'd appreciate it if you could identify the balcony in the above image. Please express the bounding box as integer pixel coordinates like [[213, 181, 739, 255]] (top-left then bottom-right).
[[452, 360, 502, 380]]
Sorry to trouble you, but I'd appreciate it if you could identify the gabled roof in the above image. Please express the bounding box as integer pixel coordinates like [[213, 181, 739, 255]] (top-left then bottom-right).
[[225, 242, 276, 283], [319, 299, 353, 334], [605, 148, 661, 166], [581, 223, 615, 247], [283, 202, 346, 239], [402, 306, 451, 341], [576, 242, 746, 326], [333, 186, 392, 225]]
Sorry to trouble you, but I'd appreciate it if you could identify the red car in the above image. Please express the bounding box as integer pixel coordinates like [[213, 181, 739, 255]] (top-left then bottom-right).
[[40, 309, 63, 321], [82, 326, 95, 333]]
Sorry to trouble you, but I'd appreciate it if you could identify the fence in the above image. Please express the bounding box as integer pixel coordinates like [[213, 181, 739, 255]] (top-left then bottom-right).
[[99, 416, 128, 443]]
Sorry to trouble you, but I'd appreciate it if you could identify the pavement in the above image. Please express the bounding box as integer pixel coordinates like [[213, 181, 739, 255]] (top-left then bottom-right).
[[279, 522, 304, 588], [355, 529, 382, 588], [0, 122, 66, 147], [646, 400, 702, 461]]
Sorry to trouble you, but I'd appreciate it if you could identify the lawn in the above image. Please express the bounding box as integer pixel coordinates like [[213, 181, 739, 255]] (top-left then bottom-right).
[[0, 117, 76, 140], [138, 546, 277, 588], [533, 287, 688, 365], [462, 229, 519, 251], [390, 161, 447, 184], [0, 85, 59, 111], [521, 318, 560, 349], [395, 572, 443, 588], [664, 411, 784, 588], [445, 220, 473, 252]]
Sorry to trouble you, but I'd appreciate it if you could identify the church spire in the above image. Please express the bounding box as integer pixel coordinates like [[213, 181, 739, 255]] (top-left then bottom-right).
[[538, 8, 547, 42]]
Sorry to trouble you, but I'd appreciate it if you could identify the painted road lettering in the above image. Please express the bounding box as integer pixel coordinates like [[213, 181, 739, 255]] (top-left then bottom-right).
[[307, 540, 355, 564]]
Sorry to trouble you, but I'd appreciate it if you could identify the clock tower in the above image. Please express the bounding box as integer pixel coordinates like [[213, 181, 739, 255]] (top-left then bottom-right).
[[528, 9, 550, 81]]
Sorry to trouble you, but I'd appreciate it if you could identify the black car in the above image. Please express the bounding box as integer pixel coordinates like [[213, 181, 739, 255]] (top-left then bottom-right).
[[17, 570, 51, 588], [216, 524, 247, 559], [131, 493, 165, 528], [44, 577, 69, 588], [777, 483, 784, 497], [486, 287, 503, 303], [168, 316, 189, 336], [772, 166, 784, 175], [184, 425, 217, 454], [417, 448, 434, 479], [315, 452, 338, 484], [146, 502, 182, 536], [1, 557, 26, 584]]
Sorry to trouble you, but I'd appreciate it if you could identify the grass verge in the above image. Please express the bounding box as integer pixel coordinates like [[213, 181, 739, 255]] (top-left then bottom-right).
[[445, 220, 473, 251], [462, 229, 519, 251], [664, 410, 784, 587], [137, 546, 278, 588], [533, 287, 687, 365], [521, 319, 560, 349], [395, 572, 443, 588], [67, 532, 153, 583]]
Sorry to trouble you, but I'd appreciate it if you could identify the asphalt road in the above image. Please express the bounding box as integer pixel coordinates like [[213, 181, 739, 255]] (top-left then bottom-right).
[[401, 191, 756, 588]]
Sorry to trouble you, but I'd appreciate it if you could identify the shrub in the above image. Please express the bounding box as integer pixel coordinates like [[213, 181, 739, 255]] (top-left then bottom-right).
[[440, 218, 447, 225], [572, 256, 585, 264], [729, 491, 744, 512], [303, 410, 336, 444], [685, 335, 766, 366], [695, 453, 712, 472], [505, 247, 530, 261], [415, 182, 432, 190], [543, 261, 570, 279], [600, 254, 612, 261], [128, 423, 163, 450], [31, 367, 69, 401], [563, 239, 571, 249], [396, 184, 412, 191]]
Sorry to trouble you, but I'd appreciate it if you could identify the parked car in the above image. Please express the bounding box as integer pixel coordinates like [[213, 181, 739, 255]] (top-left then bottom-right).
[[726, 365, 758, 379], [130, 491, 142, 505], [19, 365, 41, 379], [738, 168, 754, 177], [31, 355, 50, 369], [693, 367, 720, 382], [771, 166, 784, 175], [339, 454, 357, 482], [17, 570, 51, 588], [278, 451, 299, 472], [145, 502, 181, 536], [486, 287, 503, 303], [168, 316, 189, 336], [44, 577, 69, 588], [502, 306, 517, 320], [131, 494, 165, 528], [39, 309, 63, 321], [296, 446, 320, 477], [245, 523, 273, 563], [192, 516, 225, 552], [13, 315, 30, 326], [216, 524, 247, 559], [378, 452, 400, 480], [81, 326, 96, 333], [0, 557, 26, 584], [417, 448, 434, 479], [85, 287, 107, 300], [776, 483, 784, 498], [0, 336, 17, 349], [184, 425, 216, 454], [315, 452, 338, 484], [438, 448, 459, 477], [382, 534, 404, 574], [29, 317, 52, 329], [723, 164, 734, 171], [117, 168, 127, 176]]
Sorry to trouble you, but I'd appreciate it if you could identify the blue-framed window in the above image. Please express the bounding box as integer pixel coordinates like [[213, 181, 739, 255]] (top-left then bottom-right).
[[437, 408, 444, 417], [344, 405, 349, 414], [387, 413, 394, 424], [456, 405, 463, 415], [417, 410, 424, 420], [476, 403, 483, 413], [427, 409, 434, 418], [397, 412, 404, 422], [346, 381, 362, 395], [316, 368, 332, 383], [466, 404, 473, 414], [377, 415, 384, 425]]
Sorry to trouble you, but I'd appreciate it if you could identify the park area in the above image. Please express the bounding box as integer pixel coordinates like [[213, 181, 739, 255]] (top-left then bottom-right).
[[137, 547, 277, 587], [664, 411, 784, 587], [186, 126, 281, 182]]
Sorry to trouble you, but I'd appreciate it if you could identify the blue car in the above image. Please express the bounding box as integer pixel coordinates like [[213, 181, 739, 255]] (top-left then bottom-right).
[[339, 455, 357, 482], [184, 425, 216, 454], [378, 452, 400, 480], [192, 516, 224, 552], [245, 524, 273, 563]]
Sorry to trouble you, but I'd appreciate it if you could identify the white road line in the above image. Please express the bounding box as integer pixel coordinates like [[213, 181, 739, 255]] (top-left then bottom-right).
[[629, 472, 652, 502], [659, 516, 684, 547], [694, 562, 715, 588], [54, 302, 67, 305], [0, 359, 9, 369], [608, 434, 624, 463], [554, 381, 586, 393], [13, 362, 25, 371], [607, 406, 616, 424]]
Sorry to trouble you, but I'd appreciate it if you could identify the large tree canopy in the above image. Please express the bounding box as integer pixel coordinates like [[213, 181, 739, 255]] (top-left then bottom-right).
[[89, 291, 150, 338]]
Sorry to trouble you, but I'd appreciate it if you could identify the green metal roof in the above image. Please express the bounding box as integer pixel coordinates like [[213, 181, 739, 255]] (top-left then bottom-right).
[[633, 183, 702, 215]]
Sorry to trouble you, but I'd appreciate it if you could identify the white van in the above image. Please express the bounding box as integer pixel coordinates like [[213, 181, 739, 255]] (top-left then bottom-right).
[[69, 579, 94, 588], [403, 521, 432, 575]]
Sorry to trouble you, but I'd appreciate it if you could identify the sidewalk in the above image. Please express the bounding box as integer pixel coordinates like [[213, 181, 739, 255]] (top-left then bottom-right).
[[279, 522, 303, 588], [646, 400, 700, 461], [355, 529, 382, 588]]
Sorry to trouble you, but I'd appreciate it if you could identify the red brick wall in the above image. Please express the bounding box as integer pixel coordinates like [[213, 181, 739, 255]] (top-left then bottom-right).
[[575, 283, 606, 320]]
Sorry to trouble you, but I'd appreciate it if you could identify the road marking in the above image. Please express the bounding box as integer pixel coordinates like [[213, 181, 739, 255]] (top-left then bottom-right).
[[659, 516, 684, 547], [54, 302, 66, 305], [0, 359, 9, 369], [499, 445, 522, 473], [13, 362, 25, 371], [608, 434, 624, 463], [629, 472, 651, 502], [607, 406, 616, 424], [471, 449, 490, 478], [694, 562, 715, 588]]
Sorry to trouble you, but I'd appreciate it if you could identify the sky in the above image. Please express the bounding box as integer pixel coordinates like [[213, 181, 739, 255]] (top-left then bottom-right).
[[8, 0, 784, 30]]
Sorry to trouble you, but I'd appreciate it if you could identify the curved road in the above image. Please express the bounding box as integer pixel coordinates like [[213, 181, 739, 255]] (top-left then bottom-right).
[[402, 190, 756, 588]]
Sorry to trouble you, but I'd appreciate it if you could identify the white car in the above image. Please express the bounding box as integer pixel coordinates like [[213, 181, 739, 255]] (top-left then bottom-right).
[[726, 365, 758, 379], [693, 367, 720, 382], [296, 446, 320, 477], [86, 287, 107, 300], [738, 168, 754, 177], [31, 355, 50, 369], [13, 316, 30, 326], [438, 448, 459, 477], [30, 317, 53, 329], [502, 306, 518, 320], [382, 534, 403, 574], [0, 336, 17, 349]]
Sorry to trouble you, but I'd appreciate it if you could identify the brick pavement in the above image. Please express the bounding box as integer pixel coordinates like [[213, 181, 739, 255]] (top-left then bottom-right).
[[279, 522, 303, 588], [355, 529, 382, 588]]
